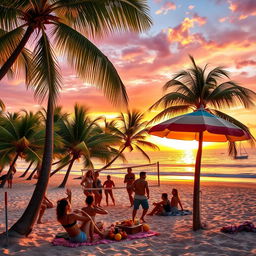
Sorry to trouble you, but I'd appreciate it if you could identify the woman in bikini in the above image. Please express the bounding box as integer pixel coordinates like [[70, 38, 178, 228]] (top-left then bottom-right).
[[56, 189, 105, 243], [81, 170, 94, 196], [124, 167, 135, 207], [170, 188, 183, 212]]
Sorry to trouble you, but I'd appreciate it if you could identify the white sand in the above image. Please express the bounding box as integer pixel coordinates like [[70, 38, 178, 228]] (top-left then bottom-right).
[[1, 174, 256, 256]]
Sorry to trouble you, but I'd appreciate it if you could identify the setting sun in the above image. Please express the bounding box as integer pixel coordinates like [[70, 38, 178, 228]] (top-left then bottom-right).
[[148, 136, 213, 150]]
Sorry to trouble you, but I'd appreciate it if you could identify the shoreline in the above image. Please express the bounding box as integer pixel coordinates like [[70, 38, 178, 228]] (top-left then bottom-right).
[[1, 174, 256, 255]]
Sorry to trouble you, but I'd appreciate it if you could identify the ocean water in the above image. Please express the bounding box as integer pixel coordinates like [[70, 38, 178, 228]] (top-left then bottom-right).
[[15, 147, 256, 184]]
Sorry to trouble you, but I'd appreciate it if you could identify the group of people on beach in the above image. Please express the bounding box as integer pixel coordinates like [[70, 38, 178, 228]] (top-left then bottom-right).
[[80, 170, 116, 206], [53, 168, 184, 243]]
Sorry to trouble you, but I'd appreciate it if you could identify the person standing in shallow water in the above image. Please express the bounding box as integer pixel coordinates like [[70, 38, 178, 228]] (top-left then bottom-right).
[[131, 171, 149, 223], [124, 167, 135, 207]]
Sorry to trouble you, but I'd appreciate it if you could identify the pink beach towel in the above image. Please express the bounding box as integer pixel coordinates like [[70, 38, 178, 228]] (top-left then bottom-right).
[[52, 231, 160, 247]]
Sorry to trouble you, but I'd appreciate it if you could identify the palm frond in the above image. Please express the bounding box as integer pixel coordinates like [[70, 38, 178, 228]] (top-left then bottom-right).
[[28, 31, 62, 104], [207, 82, 256, 109], [53, 0, 152, 38], [134, 145, 150, 162], [149, 105, 192, 124], [53, 22, 128, 106], [0, 2, 24, 31], [135, 140, 160, 150]]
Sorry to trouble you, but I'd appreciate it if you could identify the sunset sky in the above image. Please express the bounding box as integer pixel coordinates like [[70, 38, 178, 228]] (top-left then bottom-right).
[[0, 0, 256, 150]]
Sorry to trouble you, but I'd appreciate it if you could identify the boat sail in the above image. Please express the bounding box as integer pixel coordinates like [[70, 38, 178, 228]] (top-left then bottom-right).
[[234, 142, 248, 159]]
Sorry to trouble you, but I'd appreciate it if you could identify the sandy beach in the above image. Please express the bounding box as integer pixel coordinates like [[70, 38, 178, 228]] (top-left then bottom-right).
[[0, 174, 256, 256]]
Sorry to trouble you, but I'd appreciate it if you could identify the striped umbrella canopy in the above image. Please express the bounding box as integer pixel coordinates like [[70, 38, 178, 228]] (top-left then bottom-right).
[[148, 108, 249, 231], [149, 109, 249, 142]]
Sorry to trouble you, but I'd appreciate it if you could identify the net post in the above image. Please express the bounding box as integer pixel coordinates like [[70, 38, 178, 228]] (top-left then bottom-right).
[[157, 162, 160, 186], [5, 191, 8, 247]]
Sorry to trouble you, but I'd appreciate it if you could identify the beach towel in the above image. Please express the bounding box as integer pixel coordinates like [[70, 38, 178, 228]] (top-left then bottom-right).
[[221, 221, 256, 234], [158, 210, 192, 216], [52, 231, 160, 247]]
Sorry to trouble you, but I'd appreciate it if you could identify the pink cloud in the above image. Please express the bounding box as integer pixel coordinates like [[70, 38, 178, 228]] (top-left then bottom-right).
[[188, 5, 195, 10], [121, 47, 146, 60], [228, 0, 256, 19], [236, 59, 256, 69], [155, 1, 176, 15]]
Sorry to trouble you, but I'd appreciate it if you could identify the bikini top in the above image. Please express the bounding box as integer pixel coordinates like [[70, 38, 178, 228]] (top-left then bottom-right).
[[62, 220, 77, 228]]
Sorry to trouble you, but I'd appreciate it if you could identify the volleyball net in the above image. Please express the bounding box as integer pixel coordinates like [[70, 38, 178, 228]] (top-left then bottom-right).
[[81, 162, 160, 191]]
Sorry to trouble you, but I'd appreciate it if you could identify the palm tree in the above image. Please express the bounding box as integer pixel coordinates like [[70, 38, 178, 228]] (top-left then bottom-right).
[[150, 56, 256, 150], [56, 104, 121, 187], [150, 56, 256, 230], [0, 0, 151, 236], [98, 110, 159, 171], [0, 112, 42, 187]]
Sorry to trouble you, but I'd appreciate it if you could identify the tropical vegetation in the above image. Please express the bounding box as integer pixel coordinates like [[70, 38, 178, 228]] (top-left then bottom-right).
[[0, 0, 152, 236], [98, 110, 159, 171], [149, 56, 256, 230]]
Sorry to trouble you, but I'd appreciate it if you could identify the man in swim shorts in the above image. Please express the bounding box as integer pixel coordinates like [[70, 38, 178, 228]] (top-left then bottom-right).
[[132, 171, 149, 223]]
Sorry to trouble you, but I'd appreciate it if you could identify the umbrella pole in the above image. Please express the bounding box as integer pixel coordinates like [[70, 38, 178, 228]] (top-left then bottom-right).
[[193, 131, 203, 231]]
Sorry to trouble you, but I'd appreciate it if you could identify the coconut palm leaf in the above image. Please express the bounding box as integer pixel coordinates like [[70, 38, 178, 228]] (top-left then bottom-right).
[[53, 0, 152, 37], [149, 105, 192, 124], [53, 22, 127, 105], [28, 31, 61, 104], [134, 144, 151, 162], [150, 56, 256, 156]]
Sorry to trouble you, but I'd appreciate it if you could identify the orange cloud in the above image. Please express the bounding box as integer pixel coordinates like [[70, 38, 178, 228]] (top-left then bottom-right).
[[155, 1, 176, 15], [167, 14, 207, 45]]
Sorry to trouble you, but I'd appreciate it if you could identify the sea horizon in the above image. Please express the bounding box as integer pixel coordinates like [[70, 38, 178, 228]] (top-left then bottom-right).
[[15, 147, 256, 184]]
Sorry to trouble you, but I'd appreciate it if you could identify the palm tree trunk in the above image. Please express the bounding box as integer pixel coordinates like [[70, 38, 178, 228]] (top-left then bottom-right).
[[0, 26, 34, 81], [0, 166, 4, 175], [58, 158, 75, 188], [10, 96, 54, 236], [26, 165, 39, 180], [0, 152, 19, 188], [97, 145, 126, 172], [52, 159, 63, 166], [20, 161, 34, 178], [50, 160, 71, 177], [193, 131, 203, 231]]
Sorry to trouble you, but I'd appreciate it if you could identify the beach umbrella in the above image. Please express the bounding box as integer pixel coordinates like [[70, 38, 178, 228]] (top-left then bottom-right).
[[149, 108, 249, 231]]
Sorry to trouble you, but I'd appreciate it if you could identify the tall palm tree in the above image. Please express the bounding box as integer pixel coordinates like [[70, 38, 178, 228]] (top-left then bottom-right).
[[56, 104, 122, 187], [98, 110, 159, 171], [0, 0, 151, 236], [150, 56, 256, 230], [0, 112, 42, 187], [150, 56, 256, 151]]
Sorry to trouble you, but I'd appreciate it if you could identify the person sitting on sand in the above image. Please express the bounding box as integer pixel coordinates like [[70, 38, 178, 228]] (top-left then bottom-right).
[[37, 195, 54, 224], [103, 175, 115, 206], [80, 195, 108, 234], [132, 171, 149, 223], [124, 167, 135, 207], [81, 170, 94, 197], [93, 172, 103, 206], [170, 188, 183, 212], [56, 188, 105, 243], [148, 193, 171, 216]]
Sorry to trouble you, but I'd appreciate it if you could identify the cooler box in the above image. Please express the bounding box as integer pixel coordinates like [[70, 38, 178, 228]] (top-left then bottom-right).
[[116, 224, 143, 234]]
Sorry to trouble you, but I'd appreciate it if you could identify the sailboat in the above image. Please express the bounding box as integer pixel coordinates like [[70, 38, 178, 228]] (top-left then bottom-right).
[[234, 142, 248, 159]]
